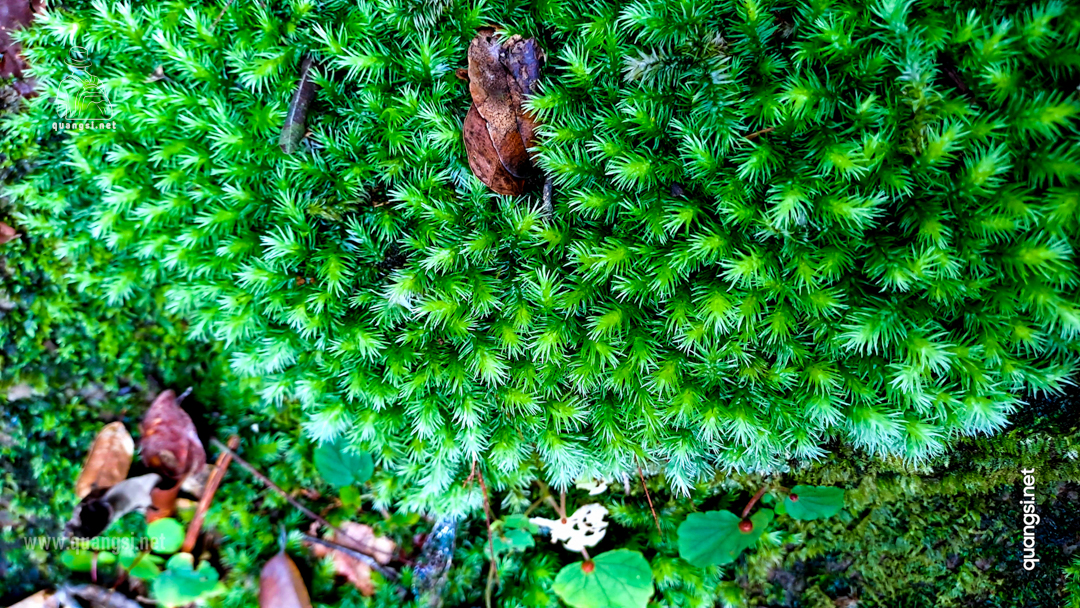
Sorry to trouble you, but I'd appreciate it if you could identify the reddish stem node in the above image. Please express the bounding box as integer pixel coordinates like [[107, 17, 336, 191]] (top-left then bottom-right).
[[740, 484, 770, 520]]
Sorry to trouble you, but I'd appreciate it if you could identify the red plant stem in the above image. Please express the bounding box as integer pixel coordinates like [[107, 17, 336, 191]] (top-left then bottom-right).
[[741, 484, 770, 520], [181, 435, 239, 554], [472, 458, 499, 582], [636, 461, 663, 538]]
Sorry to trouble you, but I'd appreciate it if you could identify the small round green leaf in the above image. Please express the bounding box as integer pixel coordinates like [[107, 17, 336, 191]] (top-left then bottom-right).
[[677, 508, 774, 567], [147, 518, 185, 554], [61, 550, 117, 572], [784, 485, 845, 520], [553, 549, 654, 608], [314, 437, 374, 487]]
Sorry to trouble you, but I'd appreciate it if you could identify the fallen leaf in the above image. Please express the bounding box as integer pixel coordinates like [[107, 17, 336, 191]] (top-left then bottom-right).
[[308, 522, 396, 596], [0, 221, 19, 244], [66, 473, 161, 538], [461, 28, 544, 195], [6, 590, 51, 608], [279, 55, 318, 155], [74, 422, 134, 500], [260, 550, 312, 608], [140, 389, 206, 482], [0, 0, 34, 96]]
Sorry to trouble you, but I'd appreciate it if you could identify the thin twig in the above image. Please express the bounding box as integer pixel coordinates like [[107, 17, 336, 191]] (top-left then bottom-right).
[[744, 126, 775, 141], [297, 532, 399, 581], [211, 0, 234, 30], [523, 495, 546, 517], [467, 458, 499, 602], [209, 438, 394, 563], [636, 461, 663, 539], [182, 435, 239, 554]]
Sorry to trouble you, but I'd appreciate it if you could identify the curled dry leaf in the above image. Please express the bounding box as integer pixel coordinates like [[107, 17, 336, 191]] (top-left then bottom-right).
[[308, 522, 396, 596], [140, 390, 206, 482], [260, 550, 312, 608], [74, 422, 134, 500], [461, 27, 544, 195], [65, 473, 161, 539]]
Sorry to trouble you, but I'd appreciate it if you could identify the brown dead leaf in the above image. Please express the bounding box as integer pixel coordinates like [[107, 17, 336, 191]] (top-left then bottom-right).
[[0, 0, 35, 96], [260, 550, 312, 608], [461, 27, 544, 195], [140, 389, 206, 482], [6, 590, 52, 608], [0, 221, 19, 244], [65, 473, 161, 539], [74, 422, 134, 500], [308, 522, 396, 596]]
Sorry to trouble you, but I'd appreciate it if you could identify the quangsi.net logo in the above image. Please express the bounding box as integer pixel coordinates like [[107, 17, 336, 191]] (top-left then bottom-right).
[[52, 46, 117, 131]]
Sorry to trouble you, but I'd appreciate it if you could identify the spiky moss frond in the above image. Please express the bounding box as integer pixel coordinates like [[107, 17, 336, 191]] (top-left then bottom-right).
[[5, 0, 1080, 510]]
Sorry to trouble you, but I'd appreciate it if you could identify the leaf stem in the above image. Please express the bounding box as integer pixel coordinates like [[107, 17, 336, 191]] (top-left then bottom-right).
[[740, 484, 770, 520]]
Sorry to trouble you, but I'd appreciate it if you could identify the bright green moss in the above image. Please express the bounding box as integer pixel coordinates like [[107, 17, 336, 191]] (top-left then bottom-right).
[[4, 0, 1079, 510]]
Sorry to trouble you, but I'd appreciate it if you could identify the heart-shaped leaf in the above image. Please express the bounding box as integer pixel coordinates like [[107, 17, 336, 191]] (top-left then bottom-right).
[[677, 508, 774, 567], [147, 517, 185, 554], [784, 485, 845, 520], [152, 553, 220, 607], [493, 528, 534, 554], [552, 549, 653, 608], [314, 437, 373, 488]]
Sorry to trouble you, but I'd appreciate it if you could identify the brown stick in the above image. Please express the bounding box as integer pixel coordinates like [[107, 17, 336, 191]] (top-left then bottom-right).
[[740, 484, 770, 520], [181, 435, 239, 554], [636, 461, 663, 538], [297, 532, 398, 581], [467, 459, 499, 585], [744, 126, 775, 140], [209, 438, 394, 563]]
